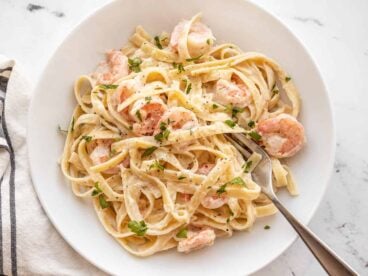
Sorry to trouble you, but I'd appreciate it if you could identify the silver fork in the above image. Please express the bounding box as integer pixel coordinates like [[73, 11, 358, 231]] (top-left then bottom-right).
[[225, 133, 357, 276]]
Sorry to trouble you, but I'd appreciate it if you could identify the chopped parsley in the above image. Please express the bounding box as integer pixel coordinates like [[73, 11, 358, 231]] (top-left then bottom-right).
[[173, 62, 185, 73], [216, 184, 227, 195], [128, 57, 142, 73], [160, 121, 167, 131], [231, 106, 244, 118], [272, 89, 279, 96], [248, 131, 262, 141], [91, 182, 102, 196], [154, 36, 163, 49], [226, 218, 230, 223], [145, 96, 152, 103], [70, 117, 75, 132], [99, 84, 118, 90], [248, 120, 255, 128], [57, 125, 68, 134], [154, 129, 170, 142], [142, 146, 158, 157], [98, 195, 110, 209], [227, 177, 246, 186], [212, 104, 218, 109], [264, 225, 271, 230], [186, 54, 203, 62], [285, 76, 291, 82], [185, 82, 192, 94], [176, 228, 188, 238], [135, 110, 142, 122], [82, 135, 92, 142], [128, 220, 148, 236], [149, 160, 165, 171], [242, 161, 253, 173], [224, 120, 236, 128], [206, 39, 211, 45], [178, 175, 186, 180]]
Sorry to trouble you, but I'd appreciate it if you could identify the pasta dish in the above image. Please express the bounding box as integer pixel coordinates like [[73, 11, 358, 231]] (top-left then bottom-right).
[[60, 13, 306, 256]]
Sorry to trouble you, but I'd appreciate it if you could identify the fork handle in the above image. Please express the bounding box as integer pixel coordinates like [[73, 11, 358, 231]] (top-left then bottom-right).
[[271, 197, 357, 276]]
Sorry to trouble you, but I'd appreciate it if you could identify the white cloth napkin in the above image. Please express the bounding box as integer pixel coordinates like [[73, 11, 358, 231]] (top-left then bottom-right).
[[0, 56, 103, 275]]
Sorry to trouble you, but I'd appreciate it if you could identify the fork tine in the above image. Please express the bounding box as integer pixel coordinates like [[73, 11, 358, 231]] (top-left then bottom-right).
[[224, 134, 252, 159], [230, 133, 269, 160]]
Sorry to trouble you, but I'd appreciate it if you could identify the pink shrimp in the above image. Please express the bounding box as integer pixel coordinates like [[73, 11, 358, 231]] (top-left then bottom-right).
[[197, 163, 228, 209], [170, 20, 215, 58], [213, 77, 251, 108], [257, 114, 306, 158], [177, 228, 216, 253], [87, 139, 120, 174], [154, 107, 198, 134], [92, 50, 129, 85], [129, 97, 167, 136]]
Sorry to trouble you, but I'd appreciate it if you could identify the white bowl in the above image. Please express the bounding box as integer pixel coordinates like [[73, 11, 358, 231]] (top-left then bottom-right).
[[27, 0, 335, 275]]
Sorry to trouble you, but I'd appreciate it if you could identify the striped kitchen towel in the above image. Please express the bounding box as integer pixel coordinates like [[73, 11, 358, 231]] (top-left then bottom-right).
[[0, 56, 102, 275]]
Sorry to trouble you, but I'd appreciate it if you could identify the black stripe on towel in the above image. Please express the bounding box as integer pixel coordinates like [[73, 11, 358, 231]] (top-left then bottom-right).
[[0, 64, 17, 276]]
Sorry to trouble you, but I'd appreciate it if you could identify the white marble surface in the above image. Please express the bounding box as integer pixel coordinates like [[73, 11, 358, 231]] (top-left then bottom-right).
[[1, 0, 368, 275]]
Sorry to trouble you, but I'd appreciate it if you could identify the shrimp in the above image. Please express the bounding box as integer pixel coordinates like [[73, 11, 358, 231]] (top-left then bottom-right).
[[170, 20, 215, 58], [197, 163, 228, 209], [129, 97, 167, 136], [177, 228, 216, 253], [92, 50, 129, 84], [257, 114, 306, 158], [213, 78, 251, 108], [155, 107, 198, 133], [87, 139, 119, 174]]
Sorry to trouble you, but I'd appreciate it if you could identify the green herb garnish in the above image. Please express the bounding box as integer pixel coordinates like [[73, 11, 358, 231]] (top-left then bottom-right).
[[186, 54, 203, 62], [173, 62, 185, 73], [99, 84, 119, 90], [212, 104, 218, 109], [272, 90, 279, 96], [82, 135, 92, 142], [185, 82, 192, 94], [142, 146, 158, 157], [206, 39, 211, 45], [216, 184, 227, 195], [176, 228, 188, 238], [136, 110, 142, 122], [154, 129, 170, 142], [264, 225, 271, 230], [145, 96, 152, 103], [248, 131, 262, 141], [149, 160, 165, 171], [227, 177, 246, 186], [128, 57, 142, 73], [58, 125, 68, 134], [98, 195, 110, 209], [71, 117, 75, 132], [91, 182, 102, 196], [231, 106, 244, 118], [248, 120, 255, 128], [128, 220, 148, 236], [178, 175, 186, 180], [154, 36, 163, 49], [242, 161, 253, 173], [224, 120, 236, 128], [226, 218, 230, 223], [285, 76, 291, 82]]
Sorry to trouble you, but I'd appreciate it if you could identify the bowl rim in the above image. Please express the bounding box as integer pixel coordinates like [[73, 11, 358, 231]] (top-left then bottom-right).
[[27, 0, 336, 274]]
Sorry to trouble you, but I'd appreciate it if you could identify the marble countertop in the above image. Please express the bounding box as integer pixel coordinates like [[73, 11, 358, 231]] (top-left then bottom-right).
[[1, 0, 367, 275]]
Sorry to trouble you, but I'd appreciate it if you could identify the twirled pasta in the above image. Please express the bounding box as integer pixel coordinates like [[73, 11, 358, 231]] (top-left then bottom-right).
[[60, 13, 305, 256]]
